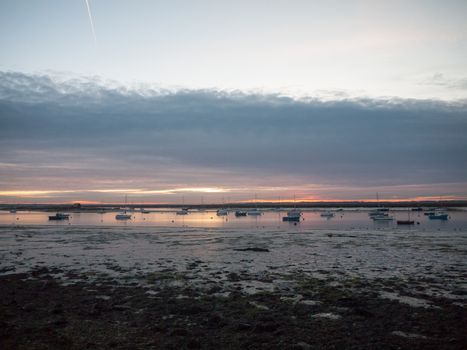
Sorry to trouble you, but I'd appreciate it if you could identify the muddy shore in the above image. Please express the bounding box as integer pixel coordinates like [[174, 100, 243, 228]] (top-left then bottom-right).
[[1, 266, 466, 350], [1, 225, 466, 349]]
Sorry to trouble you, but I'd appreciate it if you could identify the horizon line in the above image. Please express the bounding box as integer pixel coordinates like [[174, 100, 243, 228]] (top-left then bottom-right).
[[2, 198, 467, 206]]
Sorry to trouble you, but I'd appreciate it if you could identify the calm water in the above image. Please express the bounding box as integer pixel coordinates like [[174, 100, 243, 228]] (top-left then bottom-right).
[[1, 208, 466, 231]]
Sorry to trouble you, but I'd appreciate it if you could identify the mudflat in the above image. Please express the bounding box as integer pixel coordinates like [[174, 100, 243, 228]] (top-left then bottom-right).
[[0, 225, 466, 349]]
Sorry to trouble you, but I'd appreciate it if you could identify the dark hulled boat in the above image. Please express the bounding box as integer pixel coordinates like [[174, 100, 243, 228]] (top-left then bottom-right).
[[397, 220, 414, 225], [397, 209, 414, 225], [49, 213, 70, 220]]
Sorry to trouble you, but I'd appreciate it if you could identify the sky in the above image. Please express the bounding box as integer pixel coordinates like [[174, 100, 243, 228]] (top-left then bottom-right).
[[0, 0, 466, 203]]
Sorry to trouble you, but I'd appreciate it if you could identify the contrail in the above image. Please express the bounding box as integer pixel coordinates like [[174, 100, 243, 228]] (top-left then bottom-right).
[[84, 0, 97, 45]]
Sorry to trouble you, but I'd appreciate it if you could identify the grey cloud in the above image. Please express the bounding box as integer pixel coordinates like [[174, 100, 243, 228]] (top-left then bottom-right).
[[425, 73, 467, 90], [1, 71, 467, 195]]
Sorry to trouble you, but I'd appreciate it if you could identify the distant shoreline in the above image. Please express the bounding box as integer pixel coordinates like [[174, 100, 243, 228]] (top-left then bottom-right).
[[1, 200, 466, 212]]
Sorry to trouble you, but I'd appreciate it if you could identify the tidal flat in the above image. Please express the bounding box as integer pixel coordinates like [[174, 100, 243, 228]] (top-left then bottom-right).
[[1, 225, 466, 349]]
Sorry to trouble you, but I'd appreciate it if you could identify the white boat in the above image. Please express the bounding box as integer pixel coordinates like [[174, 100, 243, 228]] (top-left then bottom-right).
[[10, 202, 18, 213], [320, 211, 334, 217], [247, 208, 262, 216], [140, 208, 150, 214], [116, 195, 132, 220], [176, 197, 189, 215], [428, 211, 449, 220], [247, 194, 262, 215], [369, 193, 390, 216], [368, 207, 389, 216], [198, 196, 207, 212], [216, 208, 229, 216], [371, 215, 393, 221]]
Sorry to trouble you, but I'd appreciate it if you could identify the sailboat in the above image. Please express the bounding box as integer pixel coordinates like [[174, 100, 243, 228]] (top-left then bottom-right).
[[9, 201, 18, 213], [216, 197, 228, 216], [369, 192, 392, 220], [282, 194, 301, 222], [428, 197, 449, 220], [247, 194, 262, 216], [272, 196, 284, 212], [397, 208, 414, 225], [216, 208, 229, 216], [283, 209, 301, 222], [371, 214, 393, 221], [116, 212, 132, 220], [198, 196, 206, 212], [428, 211, 449, 220], [49, 213, 70, 220], [176, 196, 189, 215], [116, 195, 132, 220]]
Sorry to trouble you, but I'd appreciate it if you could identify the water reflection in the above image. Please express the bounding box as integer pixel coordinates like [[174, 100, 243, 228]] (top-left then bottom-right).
[[0, 209, 466, 231]]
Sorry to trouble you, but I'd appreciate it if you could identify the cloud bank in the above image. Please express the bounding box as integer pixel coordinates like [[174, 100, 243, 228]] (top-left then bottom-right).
[[1, 71, 466, 202]]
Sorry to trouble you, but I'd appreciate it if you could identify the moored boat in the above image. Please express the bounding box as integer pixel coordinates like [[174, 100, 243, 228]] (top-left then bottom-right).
[[397, 208, 415, 225], [49, 213, 70, 221], [397, 220, 414, 225], [235, 210, 247, 217], [282, 209, 301, 222], [371, 215, 393, 221], [369, 209, 388, 217], [376, 208, 389, 212], [216, 208, 229, 216], [428, 213, 449, 220], [115, 213, 132, 220], [247, 194, 262, 216], [176, 208, 189, 215], [272, 207, 285, 212], [116, 195, 132, 220], [247, 209, 262, 216]]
